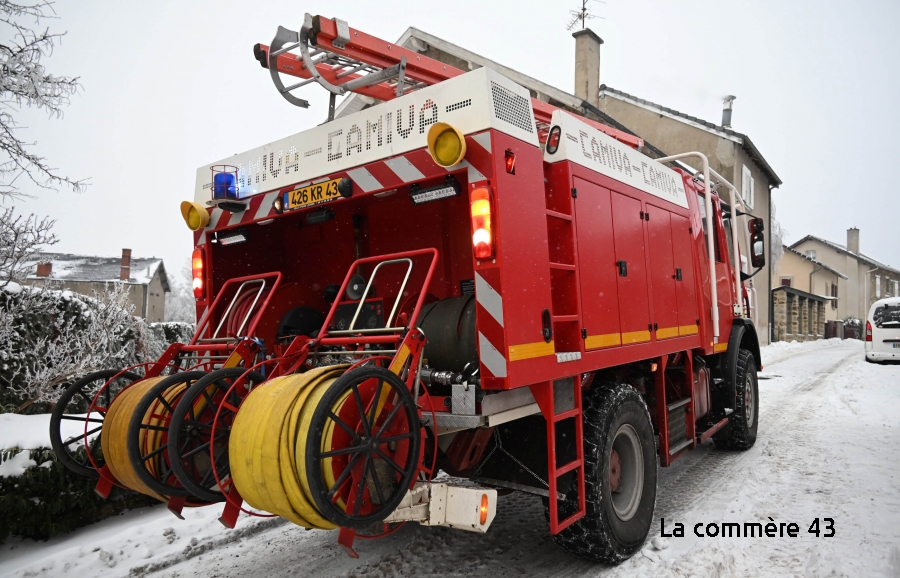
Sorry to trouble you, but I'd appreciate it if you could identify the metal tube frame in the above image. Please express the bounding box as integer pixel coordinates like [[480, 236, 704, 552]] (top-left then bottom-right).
[[654, 152, 719, 340]]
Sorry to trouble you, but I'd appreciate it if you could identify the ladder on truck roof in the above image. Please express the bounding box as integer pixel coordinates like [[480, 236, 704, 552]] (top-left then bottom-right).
[[254, 14, 643, 149]]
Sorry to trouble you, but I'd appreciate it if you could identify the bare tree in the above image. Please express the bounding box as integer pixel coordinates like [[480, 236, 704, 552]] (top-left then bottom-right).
[[0, 0, 84, 198], [0, 205, 57, 287]]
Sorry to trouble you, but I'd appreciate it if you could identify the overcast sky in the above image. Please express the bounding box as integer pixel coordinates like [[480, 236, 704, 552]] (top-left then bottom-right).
[[7, 0, 900, 280]]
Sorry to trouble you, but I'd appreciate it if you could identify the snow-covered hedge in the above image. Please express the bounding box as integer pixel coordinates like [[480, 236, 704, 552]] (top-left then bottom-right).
[[0, 447, 156, 544], [0, 282, 193, 413]]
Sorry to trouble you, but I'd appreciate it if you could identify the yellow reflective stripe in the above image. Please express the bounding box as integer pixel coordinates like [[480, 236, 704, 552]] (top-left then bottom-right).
[[379, 342, 412, 418], [585, 333, 621, 349], [389, 343, 411, 374], [223, 352, 243, 368], [679, 324, 699, 336], [621, 330, 652, 344], [714, 343, 728, 353], [508, 340, 555, 361], [656, 327, 680, 340]]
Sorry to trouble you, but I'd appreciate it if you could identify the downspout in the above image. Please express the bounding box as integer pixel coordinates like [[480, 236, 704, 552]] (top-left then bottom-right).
[[809, 264, 823, 295], [864, 266, 878, 319]]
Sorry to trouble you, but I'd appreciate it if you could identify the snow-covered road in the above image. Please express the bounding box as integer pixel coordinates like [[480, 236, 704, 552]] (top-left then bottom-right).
[[2, 339, 899, 577]]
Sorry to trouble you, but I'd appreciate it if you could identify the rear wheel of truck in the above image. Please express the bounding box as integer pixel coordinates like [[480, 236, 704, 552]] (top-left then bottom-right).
[[550, 382, 657, 564], [713, 348, 759, 450]]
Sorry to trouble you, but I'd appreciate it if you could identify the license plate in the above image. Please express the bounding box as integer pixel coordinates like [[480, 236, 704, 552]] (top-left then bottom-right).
[[285, 178, 342, 210]]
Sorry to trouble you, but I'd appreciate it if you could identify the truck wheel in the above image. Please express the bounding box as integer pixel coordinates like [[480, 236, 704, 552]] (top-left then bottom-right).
[[713, 348, 759, 450], [550, 382, 657, 564]]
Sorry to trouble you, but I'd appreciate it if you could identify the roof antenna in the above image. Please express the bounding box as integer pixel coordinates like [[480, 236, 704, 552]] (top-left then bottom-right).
[[567, 0, 605, 31]]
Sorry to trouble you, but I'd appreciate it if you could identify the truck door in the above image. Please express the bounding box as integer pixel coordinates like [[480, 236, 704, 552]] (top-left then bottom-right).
[[573, 177, 621, 349], [670, 213, 699, 336], [646, 204, 679, 340], [610, 191, 651, 344]]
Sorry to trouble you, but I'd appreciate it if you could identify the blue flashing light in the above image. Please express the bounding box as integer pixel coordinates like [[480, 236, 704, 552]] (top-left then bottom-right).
[[213, 172, 238, 200]]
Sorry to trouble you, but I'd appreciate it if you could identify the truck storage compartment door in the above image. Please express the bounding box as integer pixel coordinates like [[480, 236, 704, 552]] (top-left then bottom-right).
[[573, 177, 621, 350], [670, 213, 699, 337], [646, 204, 679, 340], [610, 191, 651, 345]]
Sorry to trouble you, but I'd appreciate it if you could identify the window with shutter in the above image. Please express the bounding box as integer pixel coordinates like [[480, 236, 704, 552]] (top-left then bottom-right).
[[875, 275, 881, 298], [741, 165, 755, 209]]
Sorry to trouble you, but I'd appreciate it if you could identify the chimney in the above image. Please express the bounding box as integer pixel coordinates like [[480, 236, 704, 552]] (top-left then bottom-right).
[[722, 95, 736, 128], [847, 228, 860, 255], [120, 248, 132, 281], [36, 262, 52, 277], [572, 28, 603, 108]]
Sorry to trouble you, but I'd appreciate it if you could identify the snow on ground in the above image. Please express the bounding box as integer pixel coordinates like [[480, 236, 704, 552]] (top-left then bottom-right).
[[1, 339, 898, 578], [0, 412, 102, 452]]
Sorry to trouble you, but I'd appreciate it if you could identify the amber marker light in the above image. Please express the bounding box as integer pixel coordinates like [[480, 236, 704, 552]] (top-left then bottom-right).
[[180, 201, 210, 231], [427, 122, 467, 167], [480, 494, 489, 525]]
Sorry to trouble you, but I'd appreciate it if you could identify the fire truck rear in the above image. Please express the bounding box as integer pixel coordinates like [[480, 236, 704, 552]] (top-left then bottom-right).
[[75, 15, 769, 565]]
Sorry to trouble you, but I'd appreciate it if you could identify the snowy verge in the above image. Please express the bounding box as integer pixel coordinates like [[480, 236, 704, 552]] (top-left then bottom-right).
[[759, 337, 856, 367], [0, 413, 101, 452]]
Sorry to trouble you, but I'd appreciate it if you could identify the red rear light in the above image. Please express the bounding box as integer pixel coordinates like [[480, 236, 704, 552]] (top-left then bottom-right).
[[866, 320, 872, 341], [192, 248, 204, 299], [504, 150, 516, 174], [546, 125, 561, 154], [470, 186, 493, 259]]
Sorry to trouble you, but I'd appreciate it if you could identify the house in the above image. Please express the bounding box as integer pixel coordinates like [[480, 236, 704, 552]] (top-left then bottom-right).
[[26, 249, 169, 322], [771, 245, 848, 341], [790, 228, 900, 321], [335, 27, 781, 343]]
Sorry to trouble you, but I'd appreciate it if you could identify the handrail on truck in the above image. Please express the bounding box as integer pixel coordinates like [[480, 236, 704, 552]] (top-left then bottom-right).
[[653, 152, 719, 341]]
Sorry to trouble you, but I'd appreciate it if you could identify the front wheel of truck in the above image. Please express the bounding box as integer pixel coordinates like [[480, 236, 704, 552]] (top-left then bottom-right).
[[550, 382, 657, 564]]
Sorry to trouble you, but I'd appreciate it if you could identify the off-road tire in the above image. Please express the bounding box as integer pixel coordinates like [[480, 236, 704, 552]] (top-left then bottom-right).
[[550, 382, 657, 564], [713, 348, 759, 450]]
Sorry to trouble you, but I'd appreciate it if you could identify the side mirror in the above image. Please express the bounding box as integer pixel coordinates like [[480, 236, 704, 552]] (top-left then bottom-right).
[[750, 231, 766, 268]]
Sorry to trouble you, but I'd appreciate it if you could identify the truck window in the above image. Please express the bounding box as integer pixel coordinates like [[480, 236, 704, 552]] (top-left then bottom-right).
[[697, 194, 722, 262], [722, 215, 735, 267]]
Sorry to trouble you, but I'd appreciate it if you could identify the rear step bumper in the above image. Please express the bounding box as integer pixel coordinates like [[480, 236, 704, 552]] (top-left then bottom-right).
[[383, 482, 497, 533]]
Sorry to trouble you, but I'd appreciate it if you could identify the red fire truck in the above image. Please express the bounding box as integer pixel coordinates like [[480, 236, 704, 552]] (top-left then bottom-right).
[[51, 15, 766, 565]]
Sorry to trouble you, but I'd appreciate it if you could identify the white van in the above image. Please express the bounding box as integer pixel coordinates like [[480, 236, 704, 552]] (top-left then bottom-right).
[[865, 297, 900, 363]]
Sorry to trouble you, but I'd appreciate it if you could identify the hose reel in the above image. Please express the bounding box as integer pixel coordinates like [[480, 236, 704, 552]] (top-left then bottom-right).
[[100, 373, 209, 505], [229, 364, 422, 529]]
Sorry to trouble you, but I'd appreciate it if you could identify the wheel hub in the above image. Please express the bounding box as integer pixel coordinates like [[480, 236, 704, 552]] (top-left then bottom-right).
[[609, 449, 621, 492], [609, 423, 644, 522]]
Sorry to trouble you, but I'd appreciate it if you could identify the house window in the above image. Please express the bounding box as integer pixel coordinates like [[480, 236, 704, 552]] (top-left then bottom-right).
[[781, 277, 792, 287], [741, 165, 755, 209], [875, 275, 881, 298], [894, 280, 899, 297], [831, 282, 838, 310], [806, 250, 816, 260]]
